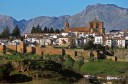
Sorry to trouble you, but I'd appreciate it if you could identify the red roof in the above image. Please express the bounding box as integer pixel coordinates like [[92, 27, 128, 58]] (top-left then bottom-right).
[[68, 27, 90, 32]]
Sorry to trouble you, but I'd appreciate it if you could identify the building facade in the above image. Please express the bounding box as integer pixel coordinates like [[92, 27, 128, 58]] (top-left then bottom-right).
[[64, 19, 105, 35]]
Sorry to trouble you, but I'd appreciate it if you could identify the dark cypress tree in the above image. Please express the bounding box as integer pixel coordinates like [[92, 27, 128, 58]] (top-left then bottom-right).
[[61, 29, 64, 32], [1, 26, 10, 38], [43, 26, 48, 33], [49, 27, 54, 33], [55, 29, 60, 33], [36, 24, 42, 33], [31, 26, 36, 33], [47, 28, 50, 33], [12, 25, 20, 37]]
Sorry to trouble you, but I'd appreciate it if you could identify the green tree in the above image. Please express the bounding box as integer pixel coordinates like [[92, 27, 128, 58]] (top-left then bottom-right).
[[88, 35, 94, 41], [31, 26, 36, 33], [12, 25, 20, 37], [0, 62, 13, 80], [1, 26, 10, 38], [31, 24, 42, 33], [36, 24, 42, 33], [49, 27, 54, 33], [55, 29, 60, 33], [43, 26, 48, 33], [61, 29, 64, 32], [47, 28, 50, 33], [84, 40, 94, 50]]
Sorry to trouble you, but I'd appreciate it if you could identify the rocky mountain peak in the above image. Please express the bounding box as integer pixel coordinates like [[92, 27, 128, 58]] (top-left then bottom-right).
[[0, 4, 128, 34]]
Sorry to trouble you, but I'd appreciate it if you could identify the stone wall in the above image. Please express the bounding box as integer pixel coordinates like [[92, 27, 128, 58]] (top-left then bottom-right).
[[0, 45, 5, 52], [42, 47, 62, 55], [65, 49, 98, 60], [106, 56, 117, 61], [0, 42, 98, 60], [65, 49, 75, 59], [6, 45, 17, 51], [35, 47, 43, 55], [17, 42, 25, 53], [26, 46, 62, 56], [26, 47, 33, 53], [106, 56, 128, 62]]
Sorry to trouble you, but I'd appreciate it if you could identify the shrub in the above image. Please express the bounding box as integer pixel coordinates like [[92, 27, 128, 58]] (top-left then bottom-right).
[[73, 61, 84, 72], [84, 40, 94, 50], [63, 58, 75, 70]]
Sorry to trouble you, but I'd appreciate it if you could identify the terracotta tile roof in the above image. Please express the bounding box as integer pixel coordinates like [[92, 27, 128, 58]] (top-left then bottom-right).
[[69, 27, 90, 32]]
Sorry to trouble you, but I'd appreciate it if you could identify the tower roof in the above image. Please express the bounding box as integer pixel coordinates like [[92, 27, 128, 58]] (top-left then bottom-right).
[[90, 19, 102, 23]]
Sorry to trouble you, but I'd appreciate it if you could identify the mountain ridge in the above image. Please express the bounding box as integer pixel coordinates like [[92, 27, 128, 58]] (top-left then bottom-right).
[[0, 4, 128, 34]]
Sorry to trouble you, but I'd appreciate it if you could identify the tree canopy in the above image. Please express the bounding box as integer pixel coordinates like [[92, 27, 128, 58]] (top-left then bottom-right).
[[12, 25, 20, 37], [31, 24, 42, 33], [1, 26, 10, 38], [31, 25, 61, 33]]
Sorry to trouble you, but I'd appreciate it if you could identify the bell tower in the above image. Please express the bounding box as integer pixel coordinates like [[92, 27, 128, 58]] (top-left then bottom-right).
[[64, 19, 69, 32], [98, 22, 105, 34], [89, 19, 105, 35]]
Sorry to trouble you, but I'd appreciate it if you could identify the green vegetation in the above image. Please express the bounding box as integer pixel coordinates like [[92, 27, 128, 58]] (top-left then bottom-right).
[[0, 54, 83, 83], [0, 53, 40, 61], [31, 25, 61, 33], [63, 55, 75, 69], [1, 50, 128, 83], [84, 40, 95, 50], [73, 61, 84, 72], [12, 25, 21, 37], [0, 26, 10, 38], [31, 24, 42, 33], [80, 59, 128, 75], [0, 62, 13, 80], [0, 25, 21, 39]]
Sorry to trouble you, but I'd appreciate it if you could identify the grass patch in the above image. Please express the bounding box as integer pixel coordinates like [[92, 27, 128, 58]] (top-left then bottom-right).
[[80, 59, 128, 75]]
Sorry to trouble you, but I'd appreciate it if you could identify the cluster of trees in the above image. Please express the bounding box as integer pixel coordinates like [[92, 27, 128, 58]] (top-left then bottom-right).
[[84, 40, 107, 51], [31, 24, 63, 33], [0, 25, 20, 38]]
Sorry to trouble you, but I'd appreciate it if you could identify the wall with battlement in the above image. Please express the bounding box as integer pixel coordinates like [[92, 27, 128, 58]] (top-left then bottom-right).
[[2, 42, 128, 62], [42, 47, 62, 55], [65, 49, 98, 59], [106, 56, 128, 62], [6, 45, 17, 51], [0, 42, 98, 60]]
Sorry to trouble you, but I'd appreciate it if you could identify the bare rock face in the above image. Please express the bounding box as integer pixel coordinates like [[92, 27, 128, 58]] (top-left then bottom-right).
[[69, 4, 128, 31], [0, 15, 15, 32], [0, 15, 26, 34]]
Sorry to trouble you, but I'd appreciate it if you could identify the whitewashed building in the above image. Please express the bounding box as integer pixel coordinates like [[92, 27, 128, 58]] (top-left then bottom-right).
[[94, 35, 104, 45]]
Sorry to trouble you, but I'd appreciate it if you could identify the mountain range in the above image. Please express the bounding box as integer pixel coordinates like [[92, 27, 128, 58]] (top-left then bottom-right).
[[0, 3, 128, 34]]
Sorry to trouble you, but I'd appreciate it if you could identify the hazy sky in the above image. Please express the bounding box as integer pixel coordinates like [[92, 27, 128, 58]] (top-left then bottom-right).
[[0, 0, 128, 20]]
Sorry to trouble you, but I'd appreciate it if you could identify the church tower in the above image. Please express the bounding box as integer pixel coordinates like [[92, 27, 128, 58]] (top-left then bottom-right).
[[64, 19, 69, 32], [98, 22, 105, 34], [89, 19, 105, 34]]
